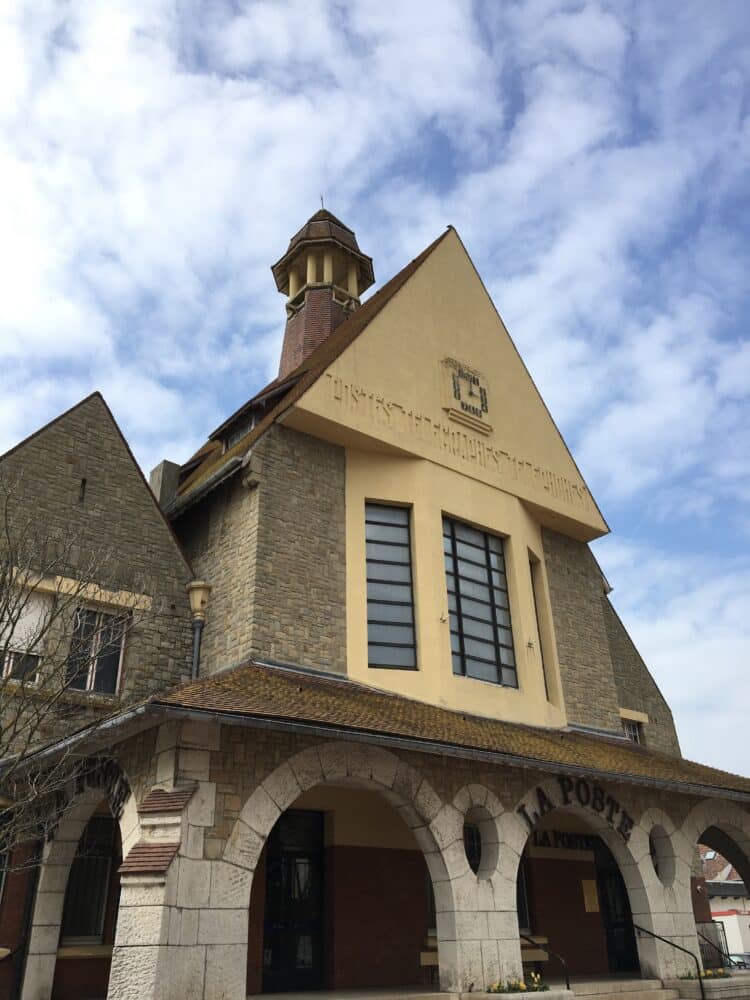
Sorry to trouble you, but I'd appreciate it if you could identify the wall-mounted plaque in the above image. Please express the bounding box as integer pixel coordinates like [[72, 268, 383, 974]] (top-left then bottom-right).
[[582, 879, 600, 913], [441, 358, 492, 435]]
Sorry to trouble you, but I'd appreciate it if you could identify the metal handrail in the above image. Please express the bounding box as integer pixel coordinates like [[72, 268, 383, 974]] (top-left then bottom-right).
[[520, 931, 570, 990], [695, 926, 738, 969], [632, 923, 705, 1000]]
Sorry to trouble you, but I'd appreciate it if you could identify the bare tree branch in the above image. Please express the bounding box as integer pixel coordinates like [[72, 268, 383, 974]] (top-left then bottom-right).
[[0, 467, 170, 872]]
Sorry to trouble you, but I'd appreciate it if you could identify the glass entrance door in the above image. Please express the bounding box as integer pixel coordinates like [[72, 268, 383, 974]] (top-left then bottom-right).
[[263, 810, 325, 993]]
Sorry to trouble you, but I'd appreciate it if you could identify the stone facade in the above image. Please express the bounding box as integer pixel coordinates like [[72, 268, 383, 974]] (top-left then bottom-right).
[[177, 424, 347, 675], [604, 600, 680, 755], [542, 529, 622, 733], [542, 528, 679, 753], [22, 719, 750, 1000], [0, 394, 193, 748]]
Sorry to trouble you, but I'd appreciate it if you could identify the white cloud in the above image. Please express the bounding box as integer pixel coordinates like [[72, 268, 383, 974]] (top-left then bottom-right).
[[596, 535, 750, 775], [0, 0, 748, 775]]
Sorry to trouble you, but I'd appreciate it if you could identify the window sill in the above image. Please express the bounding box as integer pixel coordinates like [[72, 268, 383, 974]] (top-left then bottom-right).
[[57, 944, 113, 959], [1, 682, 119, 708], [60, 689, 119, 708]]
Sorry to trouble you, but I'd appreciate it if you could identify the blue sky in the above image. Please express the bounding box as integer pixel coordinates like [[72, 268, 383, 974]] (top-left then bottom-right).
[[1, 1, 748, 773]]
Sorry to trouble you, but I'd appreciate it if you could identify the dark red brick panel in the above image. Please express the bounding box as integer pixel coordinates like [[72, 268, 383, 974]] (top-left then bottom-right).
[[526, 856, 609, 977]]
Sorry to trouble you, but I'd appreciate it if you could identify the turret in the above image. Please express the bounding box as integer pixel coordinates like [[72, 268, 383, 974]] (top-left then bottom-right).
[[272, 210, 374, 378]]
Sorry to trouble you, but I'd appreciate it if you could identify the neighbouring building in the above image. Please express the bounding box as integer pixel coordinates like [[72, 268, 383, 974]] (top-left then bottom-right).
[[699, 847, 750, 958], [1, 211, 750, 1000]]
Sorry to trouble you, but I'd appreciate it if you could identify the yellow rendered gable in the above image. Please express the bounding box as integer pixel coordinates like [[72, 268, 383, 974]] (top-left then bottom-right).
[[284, 228, 607, 542]]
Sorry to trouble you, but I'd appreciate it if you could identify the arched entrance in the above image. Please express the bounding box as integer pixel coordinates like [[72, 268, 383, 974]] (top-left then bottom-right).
[[51, 802, 122, 999], [219, 742, 458, 997], [21, 770, 134, 1000], [516, 810, 640, 979], [248, 786, 437, 993], [684, 800, 750, 969]]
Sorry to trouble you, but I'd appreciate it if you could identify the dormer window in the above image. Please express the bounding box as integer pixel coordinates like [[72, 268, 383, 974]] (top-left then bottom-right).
[[443, 516, 517, 687], [65, 609, 127, 695]]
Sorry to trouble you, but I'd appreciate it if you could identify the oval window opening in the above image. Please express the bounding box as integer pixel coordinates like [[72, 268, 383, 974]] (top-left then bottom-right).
[[464, 821, 482, 874]]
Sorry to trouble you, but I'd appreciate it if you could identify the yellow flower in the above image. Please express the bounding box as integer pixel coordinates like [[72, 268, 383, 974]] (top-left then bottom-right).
[[520, 984, 527, 991]]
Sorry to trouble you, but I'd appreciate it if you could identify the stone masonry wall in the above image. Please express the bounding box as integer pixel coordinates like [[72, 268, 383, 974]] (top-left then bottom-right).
[[0, 394, 193, 747], [176, 424, 346, 676], [178, 475, 261, 673], [542, 528, 622, 733], [251, 425, 347, 673], [603, 600, 680, 755], [97, 719, 750, 1000]]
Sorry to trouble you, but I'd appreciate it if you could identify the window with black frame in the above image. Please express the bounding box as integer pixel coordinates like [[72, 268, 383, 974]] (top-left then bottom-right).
[[365, 503, 417, 669], [443, 516, 517, 687], [65, 608, 127, 694], [60, 815, 117, 943]]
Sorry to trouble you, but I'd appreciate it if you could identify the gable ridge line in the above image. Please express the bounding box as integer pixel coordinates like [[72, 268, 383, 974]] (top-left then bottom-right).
[[175, 228, 453, 502], [0, 390, 102, 465], [92, 393, 195, 577], [1, 390, 193, 577], [448, 228, 610, 536]]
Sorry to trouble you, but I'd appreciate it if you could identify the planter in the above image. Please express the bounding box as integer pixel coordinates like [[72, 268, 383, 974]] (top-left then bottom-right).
[[464, 991, 573, 1000], [662, 975, 750, 1000]]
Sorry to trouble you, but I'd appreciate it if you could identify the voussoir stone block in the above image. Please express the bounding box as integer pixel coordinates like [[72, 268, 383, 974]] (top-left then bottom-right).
[[241, 785, 281, 837], [223, 819, 264, 871], [392, 760, 424, 803], [262, 761, 302, 811], [318, 741, 348, 782], [289, 747, 325, 790], [430, 803, 463, 850], [415, 779, 443, 824], [209, 860, 253, 909]]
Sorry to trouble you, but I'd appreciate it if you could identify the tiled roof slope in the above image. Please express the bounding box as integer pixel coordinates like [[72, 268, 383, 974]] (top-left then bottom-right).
[[154, 660, 750, 800], [174, 230, 451, 504]]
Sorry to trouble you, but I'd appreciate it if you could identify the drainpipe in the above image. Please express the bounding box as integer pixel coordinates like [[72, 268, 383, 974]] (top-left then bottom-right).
[[186, 581, 212, 680]]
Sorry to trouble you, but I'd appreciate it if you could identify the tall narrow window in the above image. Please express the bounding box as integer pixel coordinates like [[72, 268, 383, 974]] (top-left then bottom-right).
[[61, 815, 117, 942], [517, 858, 532, 932], [365, 504, 416, 669], [529, 556, 550, 701], [66, 609, 127, 695], [443, 516, 517, 687]]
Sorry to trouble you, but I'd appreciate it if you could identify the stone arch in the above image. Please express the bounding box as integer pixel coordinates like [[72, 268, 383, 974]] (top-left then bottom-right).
[[223, 740, 451, 887], [21, 766, 136, 1000], [639, 807, 682, 891], [505, 776, 695, 980], [213, 741, 463, 994], [682, 798, 750, 890], [452, 783, 504, 882]]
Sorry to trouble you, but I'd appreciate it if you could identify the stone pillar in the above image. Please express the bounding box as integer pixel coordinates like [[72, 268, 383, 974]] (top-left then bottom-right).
[[108, 720, 225, 1000], [428, 786, 524, 992], [323, 250, 333, 284]]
